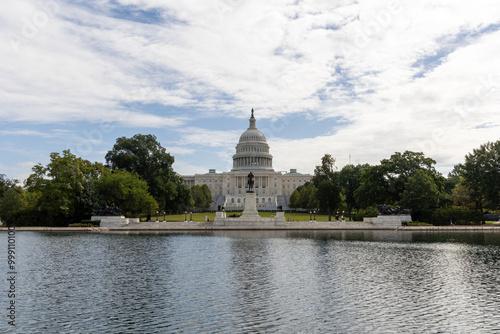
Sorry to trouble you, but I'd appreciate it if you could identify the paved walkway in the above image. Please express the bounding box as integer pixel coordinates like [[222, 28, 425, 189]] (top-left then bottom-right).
[[2, 221, 500, 232]]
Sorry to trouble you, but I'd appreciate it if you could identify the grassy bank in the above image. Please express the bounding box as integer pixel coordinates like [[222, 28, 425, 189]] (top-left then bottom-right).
[[141, 211, 353, 223]]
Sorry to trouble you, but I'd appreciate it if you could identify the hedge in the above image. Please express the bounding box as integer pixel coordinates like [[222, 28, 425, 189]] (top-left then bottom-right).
[[430, 207, 483, 225]]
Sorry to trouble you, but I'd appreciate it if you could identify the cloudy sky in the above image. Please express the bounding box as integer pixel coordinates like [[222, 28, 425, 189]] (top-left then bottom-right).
[[1, 0, 499, 182]]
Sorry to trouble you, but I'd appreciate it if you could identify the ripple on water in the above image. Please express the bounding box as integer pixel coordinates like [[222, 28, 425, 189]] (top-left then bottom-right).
[[1, 231, 500, 333]]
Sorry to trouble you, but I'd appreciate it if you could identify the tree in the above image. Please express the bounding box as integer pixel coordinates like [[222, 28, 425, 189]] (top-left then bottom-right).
[[201, 184, 213, 209], [354, 165, 391, 208], [312, 154, 341, 220], [307, 186, 319, 209], [25, 150, 102, 225], [0, 174, 18, 197], [381, 151, 441, 202], [97, 170, 158, 216], [450, 179, 476, 209], [171, 183, 194, 214], [459, 140, 500, 212], [105, 134, 180, 212], [354, 151, 443, 209], [191, 184, 212, 210], [338, 164, 368, 220], [0, 187, 26, 225], [316, 179, 341, 221], [289, 189, 300, 210], [400, 169, 443, 221], [289, 183, 317, 211]]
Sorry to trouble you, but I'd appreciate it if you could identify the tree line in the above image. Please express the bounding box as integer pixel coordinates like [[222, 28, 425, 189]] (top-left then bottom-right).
[[1, 136, 498, 226], [289, 140, 500, 224], [0, 134, 212, 226]]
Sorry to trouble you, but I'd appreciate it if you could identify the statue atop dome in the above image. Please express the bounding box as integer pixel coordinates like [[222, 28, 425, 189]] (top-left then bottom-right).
[[248, 108, 257, 129]]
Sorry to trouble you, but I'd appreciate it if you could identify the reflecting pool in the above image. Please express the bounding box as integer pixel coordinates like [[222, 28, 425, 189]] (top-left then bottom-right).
[[1, 230, 500, 333]]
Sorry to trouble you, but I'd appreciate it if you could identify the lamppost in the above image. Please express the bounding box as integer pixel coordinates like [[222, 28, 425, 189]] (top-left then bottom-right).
[[156, 211, 158, 222], [184, 211, 187, 222], [313, 210, 316, 222], [163, 212, 166, 222], [309, 211, 312, 222]]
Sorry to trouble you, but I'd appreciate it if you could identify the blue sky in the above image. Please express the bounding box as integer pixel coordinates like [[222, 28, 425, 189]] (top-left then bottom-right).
[[1, 0, 500, 182]]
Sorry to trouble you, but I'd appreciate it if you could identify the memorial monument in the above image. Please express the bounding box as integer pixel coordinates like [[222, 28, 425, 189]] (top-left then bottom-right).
[[213, 166, 286, 226], [240, 171, 260, 219]]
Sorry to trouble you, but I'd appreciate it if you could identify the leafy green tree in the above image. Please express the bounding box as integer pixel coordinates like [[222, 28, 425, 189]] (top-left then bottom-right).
[[459, 140, 500, 212], [0, 174, 18, 197], [191, 184, 212, 210], [355, 151, 443, 209], [201, 184, 213, 209], [315, 179, 341, 221], [450, 180, 476, 209], [307, 186, 319, 209], [354, 165, 391, 208], [312, 154, 341, 220], [0, 187, 26, 225], [25, 150, 102, 225], [289, 189, 300, 209], [445, 168, 461, 195], [289, 183, 317, 210], [381, 151, 442, 201], [338, 164, 368, 220], [97, 170, 158, 216], [105, 134, 179, 212], [171, 183, 194, 213], [296, 183, 308, 209], [400, 169, 443, 221]]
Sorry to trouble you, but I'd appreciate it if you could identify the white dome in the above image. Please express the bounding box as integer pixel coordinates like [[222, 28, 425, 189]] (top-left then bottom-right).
[[232, 109, 273, 171], [239, 128, 267, 143]]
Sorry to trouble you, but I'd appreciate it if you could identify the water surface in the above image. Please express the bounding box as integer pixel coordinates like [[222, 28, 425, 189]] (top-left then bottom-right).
[[1, 230, 500, 333]]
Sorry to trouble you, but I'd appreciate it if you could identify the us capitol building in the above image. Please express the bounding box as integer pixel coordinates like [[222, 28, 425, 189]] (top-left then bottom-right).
[[182, 110, 312, 211]]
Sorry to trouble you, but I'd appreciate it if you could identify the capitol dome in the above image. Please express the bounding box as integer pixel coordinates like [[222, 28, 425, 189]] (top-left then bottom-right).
[[232, 109, 273, 171]]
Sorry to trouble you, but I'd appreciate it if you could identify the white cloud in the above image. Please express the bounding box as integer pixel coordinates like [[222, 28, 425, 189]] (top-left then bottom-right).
[[177, 127, 241, 148], [0, 129, 57, 137], [1, 0, 500, 180]]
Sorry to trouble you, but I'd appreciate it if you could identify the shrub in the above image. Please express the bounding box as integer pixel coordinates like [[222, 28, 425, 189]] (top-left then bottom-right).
[[403, 222, 432, 226], [81, 219, 100, 225], [352, 207, 378, 221], [431, 207, 483, 225]]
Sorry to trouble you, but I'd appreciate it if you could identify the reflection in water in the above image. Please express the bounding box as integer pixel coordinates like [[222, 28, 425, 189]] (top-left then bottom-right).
[[1, 230, 500, 333]]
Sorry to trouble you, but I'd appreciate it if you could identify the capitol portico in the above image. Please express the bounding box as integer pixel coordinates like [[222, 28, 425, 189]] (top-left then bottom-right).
[[182, 110, 312, 211]]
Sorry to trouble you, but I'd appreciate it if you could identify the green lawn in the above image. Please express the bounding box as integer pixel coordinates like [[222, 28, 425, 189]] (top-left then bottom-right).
[[142, 211, 353, 222]]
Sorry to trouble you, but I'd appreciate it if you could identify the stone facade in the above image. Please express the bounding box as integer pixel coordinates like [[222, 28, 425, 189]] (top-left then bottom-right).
[[182, 110, 312, 210]]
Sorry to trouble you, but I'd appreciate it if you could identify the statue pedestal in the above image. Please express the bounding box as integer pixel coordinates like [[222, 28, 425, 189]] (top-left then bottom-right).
[[241, 192, 259, 218], [213, 192, 285, 226]]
